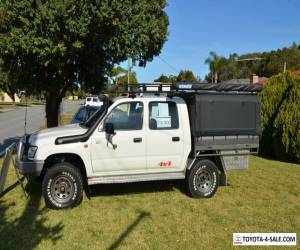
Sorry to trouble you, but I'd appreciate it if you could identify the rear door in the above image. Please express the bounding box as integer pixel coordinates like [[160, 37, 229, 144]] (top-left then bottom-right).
[[146, 100, 184, 171]]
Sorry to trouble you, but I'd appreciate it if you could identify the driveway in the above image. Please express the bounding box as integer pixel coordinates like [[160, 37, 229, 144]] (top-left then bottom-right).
[[0, 101, 81, 153]]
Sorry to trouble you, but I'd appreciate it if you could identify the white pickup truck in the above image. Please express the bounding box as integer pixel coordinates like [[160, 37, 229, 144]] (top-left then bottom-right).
[[16, 83, 262, 209]]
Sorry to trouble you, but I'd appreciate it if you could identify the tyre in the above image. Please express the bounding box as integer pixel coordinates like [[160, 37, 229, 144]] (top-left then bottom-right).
[[42, 163, 83, 209], [187, 159, 219, 198]]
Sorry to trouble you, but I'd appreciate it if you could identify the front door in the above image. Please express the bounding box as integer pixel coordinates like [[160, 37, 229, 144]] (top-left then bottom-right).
[[91, 101, 146, 174]]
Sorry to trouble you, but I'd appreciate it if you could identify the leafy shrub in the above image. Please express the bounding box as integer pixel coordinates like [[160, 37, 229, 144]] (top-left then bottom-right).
[[259, 72, 300, 163]]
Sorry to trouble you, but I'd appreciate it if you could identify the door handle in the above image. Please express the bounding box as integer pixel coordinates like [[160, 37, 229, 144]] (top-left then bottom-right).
[[133, 137, 142, 143], [172, 136, 180, 142]]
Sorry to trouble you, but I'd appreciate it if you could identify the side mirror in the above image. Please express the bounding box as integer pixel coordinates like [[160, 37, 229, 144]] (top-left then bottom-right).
[[105, 123, 115, 135]]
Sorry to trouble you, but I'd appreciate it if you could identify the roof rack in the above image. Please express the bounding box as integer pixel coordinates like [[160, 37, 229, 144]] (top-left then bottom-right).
[[121, 82, 263, 95]]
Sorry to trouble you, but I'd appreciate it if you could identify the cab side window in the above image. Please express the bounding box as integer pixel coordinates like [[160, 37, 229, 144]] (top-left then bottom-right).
[[149, 102, 179, 130], [105, 102, 144, 130]]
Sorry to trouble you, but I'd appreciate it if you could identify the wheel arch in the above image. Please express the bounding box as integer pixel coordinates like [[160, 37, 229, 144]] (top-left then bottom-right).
[[42, 153, 87, 181], [189, 152, 227, 186]]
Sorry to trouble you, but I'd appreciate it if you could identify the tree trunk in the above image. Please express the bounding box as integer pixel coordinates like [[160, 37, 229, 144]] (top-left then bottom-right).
[[45, 92, 62, 128], [214, 72, 218, 83], [10, 94, 15, 103], [6, 86, 16, 104]]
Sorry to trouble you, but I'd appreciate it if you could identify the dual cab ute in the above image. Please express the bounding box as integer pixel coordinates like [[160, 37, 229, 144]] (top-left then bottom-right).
[[16, 83, 262, 209]]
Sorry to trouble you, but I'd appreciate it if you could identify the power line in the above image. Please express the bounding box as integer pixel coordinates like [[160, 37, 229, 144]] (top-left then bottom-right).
[[158, 55, 180, 74]]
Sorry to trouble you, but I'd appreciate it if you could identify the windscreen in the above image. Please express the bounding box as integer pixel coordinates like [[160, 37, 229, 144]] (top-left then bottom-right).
[[81, 106, 105, 128], [80, 97, 112, 128]]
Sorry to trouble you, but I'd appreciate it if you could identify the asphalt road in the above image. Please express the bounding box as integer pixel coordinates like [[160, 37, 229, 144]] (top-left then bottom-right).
[[0, 101, 81, 153]]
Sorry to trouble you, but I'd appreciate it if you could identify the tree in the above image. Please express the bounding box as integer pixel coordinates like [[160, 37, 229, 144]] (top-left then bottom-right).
[[205, 51, 225, 83], [154, 71, 198, 83], [154, 74, 171, 83], [0, 0, 168, 127], [110, 66, 137, 85], [154, 74, 177, 83], [110, 66, 127, 85], [116, 71, 138, 85], [176, 70, 197, 82]]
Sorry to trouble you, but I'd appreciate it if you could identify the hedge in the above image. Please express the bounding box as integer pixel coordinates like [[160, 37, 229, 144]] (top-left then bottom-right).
[[259, 72, 300, 163]]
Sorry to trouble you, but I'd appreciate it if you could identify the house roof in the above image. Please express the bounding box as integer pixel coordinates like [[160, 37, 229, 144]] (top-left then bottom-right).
[[222, 78, 250, 84], [223, 77, 268, 84], [292, 70, 300, 77], [258, 77, 268, 84]]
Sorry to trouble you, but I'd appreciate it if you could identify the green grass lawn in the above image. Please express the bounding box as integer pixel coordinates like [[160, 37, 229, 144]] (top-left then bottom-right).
[[0, 156, 299, 250], [0, 111, 299, 249]]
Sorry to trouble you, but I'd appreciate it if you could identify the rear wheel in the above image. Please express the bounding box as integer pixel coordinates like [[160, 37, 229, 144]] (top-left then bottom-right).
[[42, 163, 83, 209], [187, 159, 219, 198]]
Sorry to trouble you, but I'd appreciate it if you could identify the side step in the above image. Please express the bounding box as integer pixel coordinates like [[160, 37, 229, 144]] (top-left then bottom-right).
[[88, 172, 185, 185]]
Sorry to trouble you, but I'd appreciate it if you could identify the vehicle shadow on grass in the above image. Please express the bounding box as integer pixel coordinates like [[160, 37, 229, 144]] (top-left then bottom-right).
[[0, 180, 63, 250], [88, 179, 188, 197]]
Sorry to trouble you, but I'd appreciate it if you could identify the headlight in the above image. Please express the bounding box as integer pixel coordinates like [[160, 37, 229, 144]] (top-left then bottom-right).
[[27, 146, 38, 159]]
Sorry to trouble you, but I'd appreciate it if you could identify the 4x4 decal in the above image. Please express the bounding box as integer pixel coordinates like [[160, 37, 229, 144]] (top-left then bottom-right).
[[159, 161, 172, 167]]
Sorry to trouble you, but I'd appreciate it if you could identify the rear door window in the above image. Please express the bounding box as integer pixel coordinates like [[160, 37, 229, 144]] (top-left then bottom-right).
[[149, 102, 179, 130]]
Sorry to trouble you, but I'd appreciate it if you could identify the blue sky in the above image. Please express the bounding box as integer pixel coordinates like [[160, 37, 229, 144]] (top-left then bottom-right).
[[122, 0, 300, 82]]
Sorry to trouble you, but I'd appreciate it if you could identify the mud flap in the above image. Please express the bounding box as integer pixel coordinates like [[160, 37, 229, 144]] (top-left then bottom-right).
[[219, 171, 227, 186], [215, 155, 227, 186]]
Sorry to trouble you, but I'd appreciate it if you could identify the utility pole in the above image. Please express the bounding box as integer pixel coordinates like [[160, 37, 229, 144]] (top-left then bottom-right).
[[127, 57, 132, 92]]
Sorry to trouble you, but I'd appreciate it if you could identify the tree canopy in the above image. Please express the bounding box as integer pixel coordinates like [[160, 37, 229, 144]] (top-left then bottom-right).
[[176, 70, 197, 82], [154, 74, 176, 83], [154, 70, 198, 83], [0, 0, 169, 127], [205, 43, 300, 82]]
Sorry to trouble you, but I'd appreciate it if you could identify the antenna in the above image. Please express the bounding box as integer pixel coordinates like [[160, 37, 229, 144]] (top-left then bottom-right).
[[235, 57, 264, 62], [24, 92, 27, 136]]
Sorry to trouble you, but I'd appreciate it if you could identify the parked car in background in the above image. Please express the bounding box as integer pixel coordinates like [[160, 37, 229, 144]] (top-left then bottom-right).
[[71, 106, 99, 124], [85, 95, 103, 107]]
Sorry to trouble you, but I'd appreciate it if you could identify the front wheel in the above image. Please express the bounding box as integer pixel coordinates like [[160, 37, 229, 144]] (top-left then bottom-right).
[[42, 163, 83, 209], [187, 159, 219, 198]]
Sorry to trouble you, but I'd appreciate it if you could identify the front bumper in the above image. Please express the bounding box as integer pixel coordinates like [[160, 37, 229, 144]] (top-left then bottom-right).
[[15, 139, 44, 176], [15, 158, 44, 176]]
